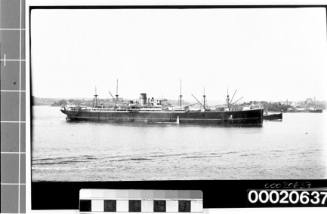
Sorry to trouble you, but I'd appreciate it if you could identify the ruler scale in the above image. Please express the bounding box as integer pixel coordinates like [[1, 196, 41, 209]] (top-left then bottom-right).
[[0, 0, 26, 213]]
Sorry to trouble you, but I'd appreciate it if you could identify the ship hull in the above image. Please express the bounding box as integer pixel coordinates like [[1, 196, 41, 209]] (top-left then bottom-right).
[[308, 109, 323, 113], [263, 112, 283, 120], [61, 109, 264, 126]]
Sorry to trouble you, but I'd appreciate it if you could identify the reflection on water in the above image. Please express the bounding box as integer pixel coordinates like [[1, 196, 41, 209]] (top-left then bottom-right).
[[32, 106, 326, 181]]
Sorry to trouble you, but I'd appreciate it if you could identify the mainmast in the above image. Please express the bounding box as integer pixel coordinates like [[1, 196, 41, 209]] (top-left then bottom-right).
[[203, 87, 206, 110], [115, 79, 119, 101], [113, 79, 119, 109], [179, 80, 183, 107], [94, 87, 98, 107]]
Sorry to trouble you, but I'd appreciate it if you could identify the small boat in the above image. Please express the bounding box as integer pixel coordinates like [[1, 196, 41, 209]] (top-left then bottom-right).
[[308, 108, 323, 113], [263, 112, 282, 120], [308, 97, 323, 113]]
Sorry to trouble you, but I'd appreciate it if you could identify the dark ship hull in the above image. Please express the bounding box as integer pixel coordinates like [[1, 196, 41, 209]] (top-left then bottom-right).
[[263, 112, 282, 120], [308, 109, 323, 113], [60, 108, 264, 126]]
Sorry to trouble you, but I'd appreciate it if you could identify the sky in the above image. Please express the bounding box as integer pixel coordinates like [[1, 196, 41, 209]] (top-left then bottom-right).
[[31, 8, 327, 103]]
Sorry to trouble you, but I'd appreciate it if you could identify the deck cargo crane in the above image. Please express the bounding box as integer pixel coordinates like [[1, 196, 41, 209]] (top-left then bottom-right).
[[108, 91, 115, 100], [191, 94, 205, 110]]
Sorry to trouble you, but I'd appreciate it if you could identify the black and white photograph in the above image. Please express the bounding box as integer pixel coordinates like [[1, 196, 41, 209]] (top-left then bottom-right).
[[30, 6, 327, 182]]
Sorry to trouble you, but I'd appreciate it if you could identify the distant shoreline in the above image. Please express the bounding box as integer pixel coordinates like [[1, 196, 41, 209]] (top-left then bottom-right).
[[32, 96, 325, 113]]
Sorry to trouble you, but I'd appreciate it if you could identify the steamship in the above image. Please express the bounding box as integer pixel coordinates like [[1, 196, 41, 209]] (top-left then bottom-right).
[[60, 82, 263, 126]]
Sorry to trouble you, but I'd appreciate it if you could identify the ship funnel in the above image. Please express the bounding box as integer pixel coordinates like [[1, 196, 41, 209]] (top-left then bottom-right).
[[140, 93, 147, 106]]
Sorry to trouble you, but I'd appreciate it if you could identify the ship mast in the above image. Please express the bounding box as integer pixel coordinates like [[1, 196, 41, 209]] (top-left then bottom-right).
[[203, 87, 206, 110], [179, 80, 183, 107], [94, 86, 98, 107], [115, 79, 119, 101]]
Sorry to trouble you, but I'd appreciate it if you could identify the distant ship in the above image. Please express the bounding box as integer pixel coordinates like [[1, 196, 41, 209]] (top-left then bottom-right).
[[287, 107, 323, 113], [60, 81, 263, 126], [307, 107, 323, 113], [286, 97, 324, 113]]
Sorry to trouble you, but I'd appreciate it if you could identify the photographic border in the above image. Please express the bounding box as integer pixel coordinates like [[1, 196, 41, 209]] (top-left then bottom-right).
[[26, 0, 327, 211]]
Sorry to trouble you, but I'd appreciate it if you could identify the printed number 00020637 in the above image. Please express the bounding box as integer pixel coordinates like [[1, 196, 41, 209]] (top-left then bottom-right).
[[248, 190, 327, 205]]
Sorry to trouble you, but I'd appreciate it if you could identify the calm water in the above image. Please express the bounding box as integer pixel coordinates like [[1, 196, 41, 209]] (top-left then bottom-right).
[[32, 106, 327, 181]]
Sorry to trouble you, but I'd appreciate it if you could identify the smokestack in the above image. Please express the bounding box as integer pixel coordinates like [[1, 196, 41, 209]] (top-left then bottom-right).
[[140, 93, 147, 106]]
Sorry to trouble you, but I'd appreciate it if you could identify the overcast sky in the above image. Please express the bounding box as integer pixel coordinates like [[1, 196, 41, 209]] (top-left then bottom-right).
[[31, 8, 327, 103]]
